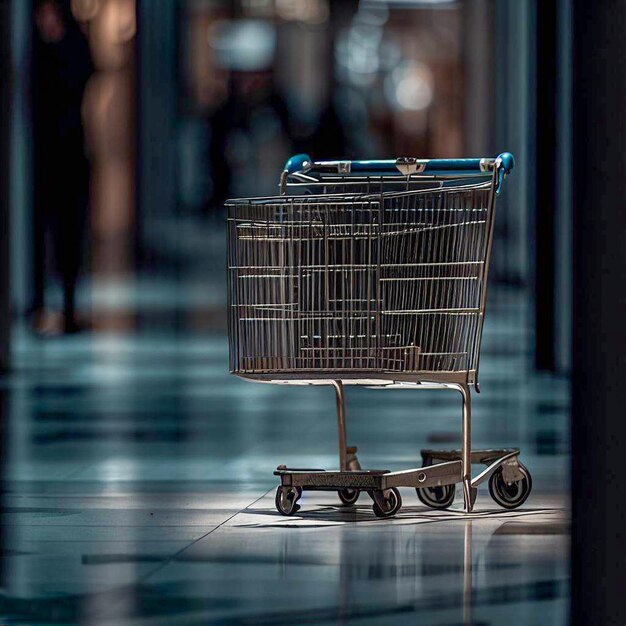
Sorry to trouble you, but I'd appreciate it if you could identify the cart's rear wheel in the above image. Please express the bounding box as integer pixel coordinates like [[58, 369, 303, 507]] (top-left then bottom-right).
[[488, 463, 532, 509], [275, 486, 302, 516], [338, 489, 360, 506], [416, 484, 456, 510], [372, 488, 402, 518]]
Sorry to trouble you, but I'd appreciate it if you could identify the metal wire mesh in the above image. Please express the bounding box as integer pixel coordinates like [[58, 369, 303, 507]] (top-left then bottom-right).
[[227, 177, 496, 381]]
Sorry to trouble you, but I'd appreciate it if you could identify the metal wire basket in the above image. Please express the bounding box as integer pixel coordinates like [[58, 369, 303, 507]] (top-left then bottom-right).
[[227, 158, 503, 386]]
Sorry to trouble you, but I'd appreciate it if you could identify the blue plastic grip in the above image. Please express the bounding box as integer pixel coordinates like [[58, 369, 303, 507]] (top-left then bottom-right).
[[284, 153, 312, 174], [495, 152, 515, 194], [283, 153, 515, 192], [349, 160, 397, 172], [335, 158, 490, 174], [497, 152, 515, 174]]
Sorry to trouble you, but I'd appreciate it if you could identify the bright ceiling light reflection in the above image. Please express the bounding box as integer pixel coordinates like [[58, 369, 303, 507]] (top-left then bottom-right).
[[385, 61, 434, 111], [210, 19, 276, 72], [335, 24, 385, 87]]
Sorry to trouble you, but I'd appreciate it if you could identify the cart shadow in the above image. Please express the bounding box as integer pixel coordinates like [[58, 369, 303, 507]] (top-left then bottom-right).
[[237, 503, 565, 527]]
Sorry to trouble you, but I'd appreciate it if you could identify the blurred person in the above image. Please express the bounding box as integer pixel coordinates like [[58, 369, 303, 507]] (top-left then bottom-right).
[[31, 0, 93, 334]]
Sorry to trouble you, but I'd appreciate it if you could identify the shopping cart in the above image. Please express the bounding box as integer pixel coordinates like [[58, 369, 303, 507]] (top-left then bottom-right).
[[226, 152, 532, 518]]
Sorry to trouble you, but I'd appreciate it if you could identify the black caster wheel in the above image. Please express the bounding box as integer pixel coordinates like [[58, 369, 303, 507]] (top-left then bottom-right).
[[338, 489, 360, 506], [275, 486, 303, 516], [488, 463, 532, 510], [416, 484, 456, 510], [372, 488, 402, 518]]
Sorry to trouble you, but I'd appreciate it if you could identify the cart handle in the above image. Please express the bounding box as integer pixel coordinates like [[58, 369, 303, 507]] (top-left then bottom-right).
[[284, 152, 515, 193]]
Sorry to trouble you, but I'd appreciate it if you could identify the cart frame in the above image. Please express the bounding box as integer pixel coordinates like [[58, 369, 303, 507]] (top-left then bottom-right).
[[227, 153, 532, 517]]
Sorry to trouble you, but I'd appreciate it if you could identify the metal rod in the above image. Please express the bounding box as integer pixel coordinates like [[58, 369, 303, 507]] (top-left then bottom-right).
[[332, 380, 348, 471], [459, 383, 474, 512]]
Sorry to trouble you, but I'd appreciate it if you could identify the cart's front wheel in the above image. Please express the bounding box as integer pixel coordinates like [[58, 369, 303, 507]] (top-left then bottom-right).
[[275, 486, 303, 516], [338, 489, 360, 506], [488, 463, 532, 509], [372, 488, 402, 518], [417, 484, 455, 510]]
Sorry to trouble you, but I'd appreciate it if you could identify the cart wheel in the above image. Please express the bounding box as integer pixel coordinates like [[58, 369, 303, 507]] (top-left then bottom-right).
[[416, 484, 456, 510], [372, 488, 402, 518], [338, 489, 360, 506], [275, 486, 303, 516], [488, 463, 532, 509]]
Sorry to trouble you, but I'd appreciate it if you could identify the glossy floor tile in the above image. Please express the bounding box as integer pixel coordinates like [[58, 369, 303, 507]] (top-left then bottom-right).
[[0, 286, 570, 625]]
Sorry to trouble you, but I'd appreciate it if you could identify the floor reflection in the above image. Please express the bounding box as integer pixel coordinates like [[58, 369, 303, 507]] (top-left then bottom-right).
[[228, 491, 568, 625], [0, 283, 569, 624]]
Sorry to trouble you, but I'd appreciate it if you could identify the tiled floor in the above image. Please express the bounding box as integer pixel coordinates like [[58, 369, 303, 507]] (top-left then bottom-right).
[[0, 286, 569, 625]]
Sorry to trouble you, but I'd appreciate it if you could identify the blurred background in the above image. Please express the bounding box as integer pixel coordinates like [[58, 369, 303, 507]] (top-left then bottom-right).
[[0, 1, 581, 624], [5, 0, 569, 353]]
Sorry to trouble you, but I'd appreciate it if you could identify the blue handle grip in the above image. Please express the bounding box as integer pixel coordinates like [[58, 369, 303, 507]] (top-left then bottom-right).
[[495, 152, 515, 194], [284, 153, 313, 175], [284, 152, 515, 191], [351, 158, 485, 173]]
